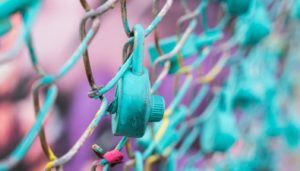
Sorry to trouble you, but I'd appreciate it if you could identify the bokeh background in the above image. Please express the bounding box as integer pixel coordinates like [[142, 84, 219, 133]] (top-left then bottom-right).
[[1, 0, 300, 170]]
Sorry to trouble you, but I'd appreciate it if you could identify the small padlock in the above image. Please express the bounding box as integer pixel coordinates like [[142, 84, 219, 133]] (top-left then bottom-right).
[[201, 91, 237, 153], [110, 25, 165, 138], [225, 0, 252, 15], [201, 110, 237, 153], [233, 54, 276, 109], [0, 18, 12, 36], [234, 79, 267, 108], [235, 0, 271, 46]]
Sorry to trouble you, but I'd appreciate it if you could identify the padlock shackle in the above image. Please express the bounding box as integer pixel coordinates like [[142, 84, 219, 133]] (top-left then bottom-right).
[[131, 24, 145, 75]]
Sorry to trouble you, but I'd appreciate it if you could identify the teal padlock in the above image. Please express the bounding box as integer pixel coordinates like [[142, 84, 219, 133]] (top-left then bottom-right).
[[110, 25, 165, 138], [0, 18, 12, 36], [201, 110, 237, 153], [225, 0, 252, 15], [134, 152, 143, 171], [233, 55, 276, 109], [234, 78, 267, 108], [201, 91, 237, 153], [235, 0, 271, 46]]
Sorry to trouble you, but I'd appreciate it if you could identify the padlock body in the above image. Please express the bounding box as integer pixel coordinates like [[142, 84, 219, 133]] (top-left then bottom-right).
[[236, 2, 271, 46], [201, 112, 237, 153], [112, 68, 151, 137]]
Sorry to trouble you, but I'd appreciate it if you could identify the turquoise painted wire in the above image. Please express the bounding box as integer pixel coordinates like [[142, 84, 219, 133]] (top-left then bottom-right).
[[96, 25, 146, 97], [37, 28, 96, 86], [183, 152, 204, 171], [0, 85, 57, 171], [200, 0, 231, 32], [141, 76, 193, 159], [0, 7, 96, 170], [97, 57, 132, 96], [134, 152, 143, 171], [189, 48, 210, 71], [200, 0, 210, 31], [48, 97, 108, 169], [193, 94, 220, 126], [188, 85, 209, 115], [168, 75, 193, 112], [178, 127, 200, 157], [160, 86, 210, 156], [122, 0, 173, 38], [94, 136, 128, 169]]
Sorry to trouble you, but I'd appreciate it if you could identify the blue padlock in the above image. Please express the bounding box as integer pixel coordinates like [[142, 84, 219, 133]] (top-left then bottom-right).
[[233, 55, 276, 109], [110, 25, 165, 138], [235, 0, 271, 46], [201, 92, 237, 153], [225, 0, 252, 15], [201, 110, 237, 153]]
